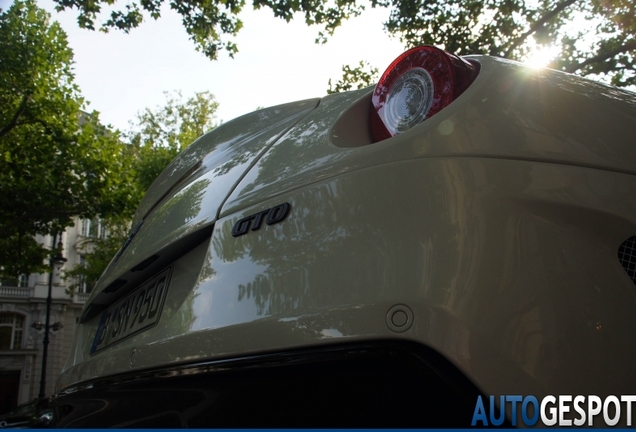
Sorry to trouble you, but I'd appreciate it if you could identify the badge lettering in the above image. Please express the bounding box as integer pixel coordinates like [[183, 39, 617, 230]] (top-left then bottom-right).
[[232, 203, 291, 237]]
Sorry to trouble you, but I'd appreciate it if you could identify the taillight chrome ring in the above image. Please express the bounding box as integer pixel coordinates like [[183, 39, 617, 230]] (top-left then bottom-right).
[[382, 67, 434, 135], [370, 45, 478, 142]]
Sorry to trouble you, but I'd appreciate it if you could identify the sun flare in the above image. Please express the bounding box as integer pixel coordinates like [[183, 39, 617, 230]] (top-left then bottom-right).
[[525, 45, 560, 69]]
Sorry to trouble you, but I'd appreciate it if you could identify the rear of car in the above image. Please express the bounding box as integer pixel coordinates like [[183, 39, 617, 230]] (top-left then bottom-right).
[[48, 48, 636, 427]]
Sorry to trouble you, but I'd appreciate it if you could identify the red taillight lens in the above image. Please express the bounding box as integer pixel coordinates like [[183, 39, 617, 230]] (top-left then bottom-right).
[[370, 45, 479, 142]]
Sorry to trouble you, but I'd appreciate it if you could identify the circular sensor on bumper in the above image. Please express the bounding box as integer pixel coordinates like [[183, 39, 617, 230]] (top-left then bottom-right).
[[386, 305, 414, 333]]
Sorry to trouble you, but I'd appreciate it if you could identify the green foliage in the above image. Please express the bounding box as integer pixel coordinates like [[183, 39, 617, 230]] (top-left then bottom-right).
[[64, 217, 130, 294], [65, 91, 218, 292], [328, 0, 636, 91], [51, 0, 363, 59], [46, 0, 635, 87], [0, 3, 218, 284], [127, 90, 219, 192], [0, 234, 50, 281], [0, 0, 136, 280], [553, 0, 636, 87], [379, 0, 636, 81], [327, 61, 379, 94]]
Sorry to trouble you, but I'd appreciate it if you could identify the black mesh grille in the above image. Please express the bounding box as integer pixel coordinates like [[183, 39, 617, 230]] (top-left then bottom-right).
[[618, 236, 636, 284]]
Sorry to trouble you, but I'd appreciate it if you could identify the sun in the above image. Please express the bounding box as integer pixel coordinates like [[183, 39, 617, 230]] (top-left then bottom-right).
[[525, 45, 559, 69]]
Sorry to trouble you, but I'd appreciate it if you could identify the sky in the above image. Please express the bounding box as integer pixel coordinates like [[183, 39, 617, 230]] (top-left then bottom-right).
[[26, 0, 406, 131]]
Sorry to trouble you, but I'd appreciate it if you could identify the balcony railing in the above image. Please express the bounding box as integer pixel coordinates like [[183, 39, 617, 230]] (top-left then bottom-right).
[[74, 292, 90, 304], [0, 286, 31, 298], [0, 285, 89, 304]]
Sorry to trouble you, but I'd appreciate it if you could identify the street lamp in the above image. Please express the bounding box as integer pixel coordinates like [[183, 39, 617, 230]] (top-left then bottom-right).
[[37, 236, 67, 399], [31, 322, 64, 331]]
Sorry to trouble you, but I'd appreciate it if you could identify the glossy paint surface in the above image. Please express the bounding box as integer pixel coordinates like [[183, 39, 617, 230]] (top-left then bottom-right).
[[82, 99, 319, 312], [59, 56, 636, 411], [224, 56, 636, 216], [204, 158, 636, 398], [59, 239, 210, 387], [61, 157, 636, 399]]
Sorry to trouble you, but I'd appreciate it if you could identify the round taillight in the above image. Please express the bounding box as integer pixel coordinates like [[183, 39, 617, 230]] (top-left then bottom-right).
[[370, 45, 478, 142]]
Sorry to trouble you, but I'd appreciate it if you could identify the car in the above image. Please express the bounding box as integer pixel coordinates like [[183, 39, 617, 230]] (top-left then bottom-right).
[[0, 398, 52, 429], [43, 45, 636, 427]]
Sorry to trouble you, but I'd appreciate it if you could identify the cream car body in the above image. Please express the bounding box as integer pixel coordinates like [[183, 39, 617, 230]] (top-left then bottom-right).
[[52, 55, 636, 427]]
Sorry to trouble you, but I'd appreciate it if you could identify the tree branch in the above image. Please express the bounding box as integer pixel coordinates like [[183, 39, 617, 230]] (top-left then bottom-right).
[[0, 93, 31, 138], [503, 0, 579, 58], [564, 39, 636, 73], [0, 209, 79, 236], [14, 117, 52, 130]]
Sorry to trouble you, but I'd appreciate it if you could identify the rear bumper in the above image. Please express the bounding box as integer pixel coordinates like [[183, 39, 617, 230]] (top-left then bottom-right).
[[49, 341, 486, 428], [59, 156, 636, 409]]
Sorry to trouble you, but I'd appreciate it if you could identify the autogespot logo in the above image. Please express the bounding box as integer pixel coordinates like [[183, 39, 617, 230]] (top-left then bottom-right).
[[472, 395, 636, 427]]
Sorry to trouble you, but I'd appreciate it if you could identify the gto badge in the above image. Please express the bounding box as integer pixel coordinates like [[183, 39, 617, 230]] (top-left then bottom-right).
[[231, 202, 291, 237]]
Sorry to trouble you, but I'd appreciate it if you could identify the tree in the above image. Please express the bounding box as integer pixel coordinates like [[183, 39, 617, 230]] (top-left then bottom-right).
[[327, 61, 378, 94], [332, 0, 635, 91], [48, 0, 363, 59], [0, 0, 135, 281], [63, 217, 131, 293], [127, 90, 219, 193], [43, 0, 635, 87], [375, 0, 636, 87], [65, 91, 218, 293]]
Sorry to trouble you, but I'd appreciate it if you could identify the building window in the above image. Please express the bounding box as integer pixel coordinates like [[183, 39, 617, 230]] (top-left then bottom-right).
[[80, 218, 107, 238], [78, 275, 87, 293], [99, 222, 107, 239], [89, 219, 98, 237], [0, 313, 24, 350], [0, 273, 27, 287], [78, 255, 87, 293], [76, 255, 94, 293], [80, 219, 91, 237]]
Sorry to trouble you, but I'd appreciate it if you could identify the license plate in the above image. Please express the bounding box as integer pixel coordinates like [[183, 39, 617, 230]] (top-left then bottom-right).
[[90, 267, 172, 354]]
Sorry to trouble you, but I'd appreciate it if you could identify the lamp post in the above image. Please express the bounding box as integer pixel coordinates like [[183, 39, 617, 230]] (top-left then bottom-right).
[[36, 234, 67, 399]]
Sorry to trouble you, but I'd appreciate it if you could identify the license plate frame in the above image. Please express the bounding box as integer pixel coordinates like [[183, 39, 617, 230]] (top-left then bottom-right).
[[90, 267, 172, 355]]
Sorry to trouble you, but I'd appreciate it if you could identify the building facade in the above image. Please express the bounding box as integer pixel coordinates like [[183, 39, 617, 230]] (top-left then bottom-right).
[[0, 218, 104, 414]]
